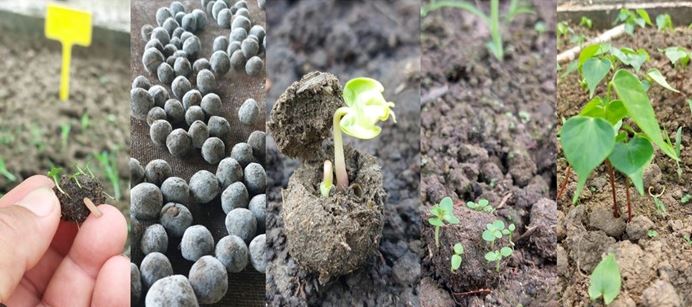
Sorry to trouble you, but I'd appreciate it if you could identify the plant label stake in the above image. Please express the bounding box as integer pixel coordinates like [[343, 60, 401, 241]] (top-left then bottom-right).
[[45, 4, 92, 101]]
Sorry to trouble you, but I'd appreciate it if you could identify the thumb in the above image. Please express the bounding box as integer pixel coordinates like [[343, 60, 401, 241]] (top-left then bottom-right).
[[0, 187, 60, 303]]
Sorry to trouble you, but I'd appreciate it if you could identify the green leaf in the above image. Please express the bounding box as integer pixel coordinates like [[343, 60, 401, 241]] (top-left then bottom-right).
[[608, 137, 654, 194], [663, 47, 690, 66], [582, 58, 611, 97], [429, 218, 444, 227], [611, 48, 648, 71], [453, 243, 464, 254], [647, 69, 679, 93], [445, 214, 460, 225], [588, 254, 621, 304], [482, 230, 496, 242], [478, 199, 488, 206], [656, 14, 672, 30], [439, 197, 453, 212], [578, 44, 609, 68], [612, 70, 678, 160], [508, 224, 516, 232], [560, 116, 616, 203], [636, 9, 652, 26], [605, 100, 627, 125], [492, 220, 505, 229], [675, 127, 683, 157], [485, 251, 500, 262], [340, 77, 396, 140], [500, 247, 513, 257], [451, 254, 462, 271], [580, 98, 627, 125]]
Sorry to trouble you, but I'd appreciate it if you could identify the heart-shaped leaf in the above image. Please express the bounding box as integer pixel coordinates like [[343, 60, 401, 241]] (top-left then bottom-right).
[[451, 254, 462, 271], [582, 58, 611, 97], [589, 253, 621, 305], [608, 136, 654, 194], [500, 247, 513, 257], [647, 69, 679, 93], [663, 47, 690, 66]]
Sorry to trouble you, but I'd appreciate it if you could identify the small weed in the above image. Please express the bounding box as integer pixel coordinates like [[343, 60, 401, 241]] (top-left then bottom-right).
[[656, 14, 672, 31], [589, 253, 621, 304], [48, 166, 66, 195], [429, 197, 460, 248], [674, 127, 683, 178], [579, 16, 592, 29], [81, 113, 90, 130], [466, 198, 495, 213], [60, 122, 72, 149], [662, 47, 690, 68], [615, 8, 652, 35], [451, 243, 464, 272], [649, 187, 667, 217], [681, 194, 691, 205], [647, 229, 658, 238], [683, 234, 692, 245], [482, 220, 515, 271], [0, 158, 17, 182], [557, 21, 569, 37]]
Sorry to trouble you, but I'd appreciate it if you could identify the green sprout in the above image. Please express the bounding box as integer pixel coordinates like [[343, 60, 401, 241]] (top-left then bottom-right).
[[81, 113, 90, 130], [614, 8, 652, 35], [557, 21, 570, 37], [428, 197, 460, 248], [674, 127, 683, 178], [647, 229, 658, 238], [589, 253, 621, 304], [0, 158, 17, 182], [481, 220, 515, 271], [320, 160, 333, 197], [684, 234, 692, 245], [60, 122, 72, 149], [48, 166, 66, 195], [579, 16, 593, 29], [656, 14, 673, 31], [466, 198, 495, 213], [649, 186, 667, 217], [451, 243, 464, 272], [95, 151, 121, 201], [421, 0, 533, 60], [681, 194, 691, 205], [662, 47, 690, 68]]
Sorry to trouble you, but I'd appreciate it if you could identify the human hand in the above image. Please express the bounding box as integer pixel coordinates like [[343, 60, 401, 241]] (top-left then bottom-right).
[[0, 175, 129, 306]]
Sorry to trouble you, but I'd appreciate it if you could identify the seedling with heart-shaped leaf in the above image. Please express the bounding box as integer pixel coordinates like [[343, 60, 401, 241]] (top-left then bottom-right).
[[450, 243, 464, 272], [662, 46, 690, 68], [588, 253, 621, 304], [614, 8, 652, 35], [481, 219, 515, 271], [466, 198, 495, 213], [428, 197, 460, 248]]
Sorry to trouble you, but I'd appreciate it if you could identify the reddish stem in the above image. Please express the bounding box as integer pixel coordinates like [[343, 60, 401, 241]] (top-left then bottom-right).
[[606, 161, 619, 218], [557, 167, 572, 200], [626, 182, 632, 222]]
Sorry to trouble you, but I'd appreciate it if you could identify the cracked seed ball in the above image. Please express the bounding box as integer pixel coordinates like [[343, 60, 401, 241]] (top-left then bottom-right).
[[210, 50, 230, 76], [145, 275, 198, 307], [197, 69, 217, 95], [230, 50, 246, 71], [249, 234, 266, 273], [130, 158, 145, 185], [156, 7, 173, 27], [241, 38, 259, 58], [141, 224, 168, 255], [132, 75, 151, 90], [175, 11, 185, 24], [202, 137, 225, 165], [211, 1, 227, 20], [231, 143, 254, 167], [131, 182, 163, 220], [181, 13, 197, 32], [185, 105, 205, 126], [140, 252, 173, 289], [231, 15, 251, 32], [225, 208, 256, 243], [147, 106, 167, 126], [192, 58, 211, 75], [151, 27, 170, 45], [170, 1, 185, 15], [245, 56, 264, 76], [150, 119, 172, 146], [188, 120, 209, 149], [201, 93, 222, 118], [208, 116, 231, 139], [182, 89, 202, 109], [229, 28, 247, 43], [130, 88, 154, 120], [181, 225, 214, 261], [145, 159, 172, 185], [192, 9, 207, 31], [217, 8, 232, 28], [244, 162, 266, 195], [238, 98, 260, 126], [249, 25, 266, 42], [189, 256, 228, 304], [148, 85, 169, 108], [141, 24, 154, 42], [160, 202, 193, 237], [182, 35, 201, 58], [142, 47, 165, 74], [161, 177, 189, 204], [171, 76, 192, 99], [157, 62, 175, 85], [227, 40, 241, 56], [215, 235, 248, 273], [216, 158, 243, 189], [189, 170, 220, 204], [247, 130, 266, 159], [131, 263, 142, 302], [164, 99, 185, 124], [235, 7, 250, 19], [249, 194, 266, 231], [166, 128, 193, 158], [213, 36, 229, 53], [221, 182, 249, 213], [163, 18, 180, 36], [174, 56, 192, 77]]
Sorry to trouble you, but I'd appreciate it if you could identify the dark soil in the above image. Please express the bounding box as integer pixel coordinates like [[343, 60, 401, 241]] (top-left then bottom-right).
[[557, 27, 692, 306], [420, 0, 558, 305], [266, 0, 421, 305], [56, 174, 106, 223]]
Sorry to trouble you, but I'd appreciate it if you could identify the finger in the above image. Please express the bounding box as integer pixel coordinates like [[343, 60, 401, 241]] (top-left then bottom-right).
[[0, 175, 54, 208], [0, 187, 61, 303], [41, 205, 126, 307], [91, 255, 130, 307]]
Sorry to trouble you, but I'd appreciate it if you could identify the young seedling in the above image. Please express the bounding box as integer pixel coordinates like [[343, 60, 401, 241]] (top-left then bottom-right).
[[684, 234, 692, 245], [60, 122, 71, 149], [647, 229, 658, 238], [320, 160, 333, 197], [48, 166, 67, 195], [428, 197, 460, 248], [95, 150, 121, 201], [614, 8, 652, 35], [466, 198, 495, 213], [0, 158, 17, 183], [481, 220, 515, 271], [588, 253, 621, 305], [80, 113, 90, 130], [681, 193, 691, 205], [662, 46, 690, 68], [649, 186, 667, 217], [656, 14, 673, 31], [450, 243, 464, 273], [556, 21, 569, 37], [421, 0, 533, 60], [579, 16, 592, 29]]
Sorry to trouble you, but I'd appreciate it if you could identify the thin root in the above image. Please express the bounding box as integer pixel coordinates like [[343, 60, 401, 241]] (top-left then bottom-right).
[[83, 198, 103, 218], [648, 186, 665, 198]]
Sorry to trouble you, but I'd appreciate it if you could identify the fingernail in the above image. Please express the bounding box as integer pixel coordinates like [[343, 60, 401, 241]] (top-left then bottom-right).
[[17, 187, 58, 217]]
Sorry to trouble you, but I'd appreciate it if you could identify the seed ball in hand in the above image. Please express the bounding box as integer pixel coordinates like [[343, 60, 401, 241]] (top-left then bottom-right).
[[131, 182, 163, 220], [147, 106, 167, 126], [249, 25, 266, 42], [164, 99, 185, 124], [249, 234, 266, 273], [182, 35, 201, 58], [197, 69, 217, 95], [182, 89, 202, 109], [244, 162, 266, 195], [140, 252, 173, 289], [130, 88, 154, 120], [231, 15, 251, 32], [142, 47, 164, 74], [174, 56, 192, 77], [189, 170, 220, 203], [241, 38, 259, 58], [181, 225, 214, 261], [202, 137, 225, 165], [201, 93, 222, 117], [145, 275, 198, 307], [210, 50, 230, 76], [227, 40, 241, 56], [249, 194, 266, 231], [141, 24, 154, 42], [192, 58, 211, 75], [215, 235, 249, 273], [185, 105, 205, 126], [230, 50, 246, 71], [181, 13, 197, 32], [160, 202, 193, 237], [155, 8, 173, 26], [145, 159, 172, 185], [245, 56, 264, 76], [169, 1, 185, 14], [132, 75, 151, 90], [130, 158, 146, 185], [131, 263, 142, 302], [172, 76, 191, 99], [213, 36, 229, 52], [238, 98, 260, 126], [161, 176, 189, 204], [166, 128, 193, 158], [221, 182, 249, 213], [208, 116, 231, 139], [225, 208, 256, 243], [189, 256, 228, 304], [229, 28, 247, 43], [188, 120, 209, 149], [150, 119, 172, 146], [192, 9, 207, 31], [216, 157, 243, 189], [157, 63, 175, 85], [247, 130, 266, 159], [211, 0, 227, 20], [141, 224, 168, 255], [231, 143, 254, 167], [235, 7, 250, 19]]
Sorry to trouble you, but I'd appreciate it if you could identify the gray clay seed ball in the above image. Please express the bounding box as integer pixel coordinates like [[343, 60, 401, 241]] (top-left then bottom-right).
[[231, 15, 251, 32], [249, 194, 266, 231], [192, 9, 207, 31], [148, 85, 169, 108], [181, 225, 214, 261], [180, 31, 194, 43], [157, 62, 175, 85], [241, 38, 259, 58], [205, 0, 216, 15], [182, 13, 197, 32], [244, 162, 266, 195], [249, 234, 266, 273], [164, 99, 185, 124], [163, 43, 177, 57], [215, 235, 249, 273], [170, 1, 185, 14], [145, 39, 163, 53], [247, 130, 266, 159], [145, 159, 172, 185], [225, 208, 256, 243], [217, 9, 232, 28], [170, 35, 183, 47], [231, 143, 255, 167], [216, 158, 243, 189], [155, 8, 173, 27], [221, 182, 249, 213], [182, 89, 202, 109], [161, 177, 189, 204], [182, 35, 201, 58], [172, 76, 192, 99], [189, 170, 220, 204], [245, 56, 264, 76], [229, 28, 247, 43], [163, 18, 179, 36], [140, 252, 173, 289], [160, 202, 193, 237], [230, 50, 246, 70], [188, 120, 209, 149], [174, 56, 192, 77], [213, 36, 229, 52], [188, 256, 228, 304], [238, 98, 260, 126], [131, 182, 163, 220], [147, 107, 167, 126], [141, 224, 168, 255], [208, 116, 231, 139], [212, 1, 227, 20], [141, 24, 154, 42], [249, 25, 266, 42], [130, 158, 145, 185], [145, 275, 198, 307], [197, 69, 217, 95], [193, 58, 211, 75], [227, 41, 241, 56], [235, 8, 250, 19], [150, 119, 172, 146], [131, 263, 142, 302], [143, 48, 165, 74], [186, 105, 206, 126], [130, 88, 154, 120], [175, 11, 185, 25], [151, 27, 170, 45], [202, 137, 225, 165], [166, 128, 193, 158], [132, 75, 151, 90], [210, 51, 230, 76], [201, 93, 222, 118]]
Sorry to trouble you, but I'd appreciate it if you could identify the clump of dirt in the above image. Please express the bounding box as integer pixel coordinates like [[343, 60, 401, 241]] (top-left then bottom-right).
[[55, 174, 106, 223]]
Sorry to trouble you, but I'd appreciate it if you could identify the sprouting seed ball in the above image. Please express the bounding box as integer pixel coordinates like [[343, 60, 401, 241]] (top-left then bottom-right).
[[231, 15, 251, 32], [231, 143, 255, 167], [227, 41, 241, 56], [141, 24, 154, 42], [192, 9, 207, 31], [131, 183, 163, 220], [182, 89, 202, 109], [249, 234, 266, 273], [145, 159, 172, 185], [131, 263, 142, 302], [213, 36, 229, 52], [197, 69, 217, 95], [193, 58, 211, 75], [189, 170, 220, 204], [160, 202, 193, 237], [188, 256, 228, 304], [181, 225, 214, 261], [148, 85, 169, 108], [150, 119, 172, 146], [249, 194, 266, 231], [225, 208, 256, 243], [164, 99, 185, 124], [141, 224, 168, 255], [130, 88, 154, 120], [238, 98, 260, 126], [245, 56, 264, 76], [145, 275, 198, 307], [142, 47, 165, 74], [230, 50, 246, 70], [201, 93, 222, 118], [132, 75, 151, 90], [229, 28, 247, 43], [186, 105, 206, 126], [169, 1, 185, 15], [221, 182, 249, 214], [235, 7, 250, 19], [241, 38, 259, 58], [247, 130, 266, 159], [215, 235, 249, 273], [181, 13, 197, 32], [249, 25, 266, 42], [147, 106, 167, 126], [157, 62, 175, 85], [174, 56, 192, 77], [130, 158, 146, 186], [244, 162, 266, 195], [155, 8, 173, 27], [182, 35, 201, 58], [188, 120, 209, 149], [211, 1, 227, 20], [161, 177, 189, 204], [202, 137, 225, 165], [140, 252, 173, 289], [210, 50, 230, 76], [171, 76, 191, 99], [216, 158, 243, 189], [208, 116, 231, 139], [166, 128, 193, 158]]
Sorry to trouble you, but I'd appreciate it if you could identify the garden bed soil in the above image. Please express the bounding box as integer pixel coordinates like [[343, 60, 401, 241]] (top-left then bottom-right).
[[557, 27, 692, 306], [265, 0, 421, 305], [420, 0, 558, 305]]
